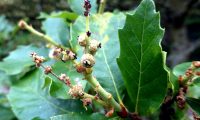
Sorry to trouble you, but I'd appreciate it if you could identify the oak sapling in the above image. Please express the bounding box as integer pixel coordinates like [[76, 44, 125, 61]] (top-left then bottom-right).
[[10, 0, 200, 119]]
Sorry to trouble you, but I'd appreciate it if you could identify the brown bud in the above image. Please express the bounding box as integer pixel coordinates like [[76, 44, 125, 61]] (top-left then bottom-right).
[[178, 75, 183, 85], [59, 74, 71, 86], [31, 53, 45, 67], [81, 98, 92, 106], [196, 72, 200, 76], [18, 20, 26, 29], [176, 88, 186, 109], [193, 61, 200, 68], [68, 85, 84, 99], [81, 54, 95, 68], [76, 64, 86, 73], [49, 47, 62, 59], [44, 66, 52, 74], [105, 108, 114, 117], [78, 33, 87, 47], [89, 39, 101, 54], [66, 50, 77, 60]]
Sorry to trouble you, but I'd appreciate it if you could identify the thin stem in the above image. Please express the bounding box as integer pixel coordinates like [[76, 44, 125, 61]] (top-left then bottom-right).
[[20, 20, 67, 50], [86, 16, 90, 32], [85, 73, 121, 111], [98, 0, 107, 14]]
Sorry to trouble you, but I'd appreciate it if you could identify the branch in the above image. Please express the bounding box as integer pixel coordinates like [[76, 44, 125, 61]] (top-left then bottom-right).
[[18, 20, 67, 50], [98, 0, 107, 14]]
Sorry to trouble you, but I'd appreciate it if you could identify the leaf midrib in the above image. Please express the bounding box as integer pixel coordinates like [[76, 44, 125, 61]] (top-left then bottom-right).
[[135, 3, 147, 112]]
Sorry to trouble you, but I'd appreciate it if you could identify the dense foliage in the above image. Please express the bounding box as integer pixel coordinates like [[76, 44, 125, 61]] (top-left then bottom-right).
[[0, 0, 200, 120]]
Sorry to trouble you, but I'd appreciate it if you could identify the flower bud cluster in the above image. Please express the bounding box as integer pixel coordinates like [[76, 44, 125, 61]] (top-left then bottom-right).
[[89, 39, 101, 54], [44, 66, 52, 74], [81, 53, 95, 68], [178, 61, 200, 86], [59, 74, 71, 87], [30, 52, 45, 67], [49, 47, 77, 61], [83, 0, 91, 16], [176, 87, 187, 109], [68, 84, 84, 99]]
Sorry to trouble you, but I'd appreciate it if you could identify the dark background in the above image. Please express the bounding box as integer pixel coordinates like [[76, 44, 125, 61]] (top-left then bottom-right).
[[0, 0, 200, 67]]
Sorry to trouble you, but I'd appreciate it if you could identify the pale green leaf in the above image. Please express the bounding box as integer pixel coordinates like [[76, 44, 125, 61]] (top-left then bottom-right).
[[42, 18, 69, 46]]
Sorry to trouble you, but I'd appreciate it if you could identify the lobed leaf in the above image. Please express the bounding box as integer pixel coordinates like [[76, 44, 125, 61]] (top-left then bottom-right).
[[117, 0, 168, 115]]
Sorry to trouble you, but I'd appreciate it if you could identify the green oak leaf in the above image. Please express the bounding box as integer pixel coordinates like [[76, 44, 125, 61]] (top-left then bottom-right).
[[117, 0, 168, 115], [68, 0, 97, 15], [70, 13, 126, 100], [42, 18, 69, 46], [7, 70, 85, 120], [186, 97, 200, 115], [50, 113, 106, 120], [0, 45, 48, 75]]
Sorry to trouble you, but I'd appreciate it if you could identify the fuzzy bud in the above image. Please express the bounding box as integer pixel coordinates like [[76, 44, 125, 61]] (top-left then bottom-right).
[[81, 98, 92, 106], [76, 64, 86, 73], [89, 39, 101, 54], [192, 61, 200, 68], [49, 47, 63, 60], [18, 20, 26, 29], [68, 85, 84, 98], [81, 54, 95, 68], [66, 50, 77, 60], [59, 74, 71, 86], [78, 33, 87, 47], [30, 52, 45, 67], [44, 66, 52, 74]]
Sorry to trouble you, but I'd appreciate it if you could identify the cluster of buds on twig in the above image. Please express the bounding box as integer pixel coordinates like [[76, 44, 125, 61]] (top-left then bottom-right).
[[83, 0, 91, 16], [81, 97, 92, 110], [30, 52, 72, 88], [68, 84, 84, 99], [77, 34, 101, 55], [178, 61, 200, 86], [176, 87, 187, 109], [176, 61, 200, 109], [49, 47, 77, 62], [30, 52, 45, 67], [59, 73, 71, 87]]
